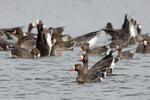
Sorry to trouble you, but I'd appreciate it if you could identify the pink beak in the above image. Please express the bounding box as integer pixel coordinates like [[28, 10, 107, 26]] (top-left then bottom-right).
[[69, 67, 75, 71]]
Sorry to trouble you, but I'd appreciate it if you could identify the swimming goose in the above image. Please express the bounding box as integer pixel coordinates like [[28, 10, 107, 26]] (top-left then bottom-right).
[[48, 26, 72, 42], [136, 40, 150, 54], [16, 28, 36, 50], [78, 50, 119, 78], [9, 45, 40, 59], [116, 45, 133, 59], [51, 28, 76, 51], [0, 38, 14, 51], [53, 39, 76, 51], [80, 43, 109, 56], [135, 24, 150, 44], [36, 20, 53, 56], [109, 39, 127, 48], [69, 64, 102, 84]]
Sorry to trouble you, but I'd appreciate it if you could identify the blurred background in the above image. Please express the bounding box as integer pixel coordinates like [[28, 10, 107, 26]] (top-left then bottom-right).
[[0, 0, 150, 36]]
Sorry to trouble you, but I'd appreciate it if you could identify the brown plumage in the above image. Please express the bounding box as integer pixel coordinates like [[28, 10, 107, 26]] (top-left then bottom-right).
[[136, 40, 150, 54], [103, 14, 130, 41], [80, 43, 108, 56], [10, 45, 40, 59], [15, 28, 36, 50], [70, 64, 102, 84], [116, 45, 133, 59]]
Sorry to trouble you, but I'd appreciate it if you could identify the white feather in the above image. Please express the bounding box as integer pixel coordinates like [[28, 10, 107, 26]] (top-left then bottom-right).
[[129, 21, 136, 38], [103, 72, 107, 77], [106, 45, 111, 55], [45, 33, 52, 55], [100, 77, 103, 82], [88, 34, 101, 48], [110, 58, 115, 70]]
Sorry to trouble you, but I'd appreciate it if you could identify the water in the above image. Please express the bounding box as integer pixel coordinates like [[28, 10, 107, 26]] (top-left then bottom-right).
[[0, 0, 150, 100]]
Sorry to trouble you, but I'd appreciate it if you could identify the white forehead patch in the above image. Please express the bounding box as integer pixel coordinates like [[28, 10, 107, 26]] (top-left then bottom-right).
[[80, 55, 83, 60], [23, 32, 27, 36], [138, 24, 142, 29], [36, 20, 40, 24], [37, 54, 40, 57], [43, 25, 47, 29], [50, 29, 54, 34], [116, 45, 120, 49], [32, 23, 36, 27], [144, 40, 147, 46]]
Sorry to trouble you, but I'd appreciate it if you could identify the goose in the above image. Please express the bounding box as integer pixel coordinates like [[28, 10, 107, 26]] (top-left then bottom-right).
[[136, 40, 150, 54], [116, 45, 133, 59], [80, 43, 109, 56], [78, 50, 120, 77], [9, 45, 40, 59], [69, 64, 102, 84], [36, 20, 53, 56]]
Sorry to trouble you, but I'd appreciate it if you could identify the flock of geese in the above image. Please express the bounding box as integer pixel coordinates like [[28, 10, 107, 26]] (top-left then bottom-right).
[[0, 14, 150, 84]]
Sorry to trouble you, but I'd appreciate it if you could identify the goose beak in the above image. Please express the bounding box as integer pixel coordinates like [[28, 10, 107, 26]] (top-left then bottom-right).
[[69, 67, 75, 71], [56, 50, 62, 56]]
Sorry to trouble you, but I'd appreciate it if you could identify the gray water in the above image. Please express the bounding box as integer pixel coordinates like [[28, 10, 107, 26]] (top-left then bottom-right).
[[0, 0, 150, 100]]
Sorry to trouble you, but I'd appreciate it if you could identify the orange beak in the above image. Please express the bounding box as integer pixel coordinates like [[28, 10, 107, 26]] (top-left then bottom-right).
[[69, 67, 75, 71], [56, 50, 62, 56]]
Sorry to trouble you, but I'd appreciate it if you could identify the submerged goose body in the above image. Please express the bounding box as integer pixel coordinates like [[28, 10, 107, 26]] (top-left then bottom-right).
[[116, 45, 133, 59], [70, 64, 102, 84], [9, 45, 40, 59], [136, 40, 150, 53], [0, 38, 14, 51], [78, 50, 119, 79], [80, 43, 109, 56]]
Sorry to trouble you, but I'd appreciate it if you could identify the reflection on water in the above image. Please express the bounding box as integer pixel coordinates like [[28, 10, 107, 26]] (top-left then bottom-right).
[[0, 0, 150, 100]]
